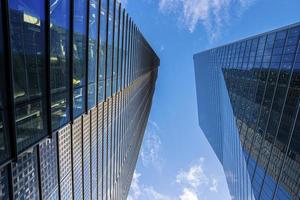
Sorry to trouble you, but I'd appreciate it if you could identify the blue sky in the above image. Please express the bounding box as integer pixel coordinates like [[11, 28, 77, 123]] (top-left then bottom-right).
[[121, 0, 300, 200]]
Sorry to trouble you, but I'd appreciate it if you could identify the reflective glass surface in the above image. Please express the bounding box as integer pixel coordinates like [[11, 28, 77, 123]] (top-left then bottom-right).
[[50, 0, 70, 131], [106, 0, 114, 97], [112, 3, 120, 94], [117, 9, 123, 92], [194, 24, 300, 200], [9, 0, 47, 152], [88, 0, 99, 109], [0, 2, 159, 199], [98, 0, 107, 102], [73, 0, 87, 118]]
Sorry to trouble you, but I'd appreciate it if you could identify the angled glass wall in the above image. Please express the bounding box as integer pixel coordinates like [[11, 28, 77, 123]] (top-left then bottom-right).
[[194, 23, 300, 200]]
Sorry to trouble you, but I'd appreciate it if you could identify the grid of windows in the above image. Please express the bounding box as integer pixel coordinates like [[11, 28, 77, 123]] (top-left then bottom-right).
[[0, 0, 159, 199], [195, 23, 300, 200], [39, 137, 59, 200]]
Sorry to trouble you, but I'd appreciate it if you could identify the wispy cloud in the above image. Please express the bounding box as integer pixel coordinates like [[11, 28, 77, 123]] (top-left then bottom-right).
[[158, 0, 257, 41], [176, 157, 220, 199], [141, 120, 164, 171], [179, 188, 198, 200], [127, 171, 171, 200], [176, 158, 209, 188], [209, 178, 218, 192], [128, 172, 142, 200], [128, 157, 223, 200]]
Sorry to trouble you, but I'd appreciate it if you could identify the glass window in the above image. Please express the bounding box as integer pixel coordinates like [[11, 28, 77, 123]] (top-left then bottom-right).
[[112, 2, 120, 94], [106, 0, 114, 98], [9, 0, 48, 152], [88, 0, 99, 109], [98, 0, 107, 102], [117, 8, 123, 92], [73, 0, 87, 118], [123, 14, 128, 88], [50, 0, 70, 131]]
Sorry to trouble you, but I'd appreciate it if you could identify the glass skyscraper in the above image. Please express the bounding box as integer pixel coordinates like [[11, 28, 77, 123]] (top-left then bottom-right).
[[0, 0, 159, 199], [194, 23, 300, 200]]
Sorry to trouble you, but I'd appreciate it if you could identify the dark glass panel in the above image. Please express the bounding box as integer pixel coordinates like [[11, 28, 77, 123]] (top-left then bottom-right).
[[0, 1, 4, 109], [0, 1, 10, 163], [9, 0, 47, 152], [51, 92, 69, 130], [98, 0, 107, 102], [50, 0, 70, 130], [88, 0, 99, 109], [73, 0, 87, 117]]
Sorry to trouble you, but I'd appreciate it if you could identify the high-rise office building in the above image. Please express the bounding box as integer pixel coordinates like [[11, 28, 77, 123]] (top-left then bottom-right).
[[194, 23, 300, 200], [0, 0, 159, 199]]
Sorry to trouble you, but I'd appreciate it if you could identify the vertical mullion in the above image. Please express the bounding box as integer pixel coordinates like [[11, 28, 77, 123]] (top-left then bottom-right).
[[104, 0, 109, 100], [36, 145, 43, 200], [69, 0, 75, 122], [111, 0, 116, 96], [127, 19, 131, 88], [123, 14, 128, 89], [115, 4, 121, 92], [96, 0, 101, 105], [2, 0, 17, 161], [45, 0, 52, 136], [120, 10, 125, 91], [7, 163, 14, 200], [85, 0, 91, 113], [56, 130, 62, 200]]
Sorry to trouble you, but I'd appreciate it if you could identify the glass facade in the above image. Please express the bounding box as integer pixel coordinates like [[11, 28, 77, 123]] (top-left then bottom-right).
[[0, 0, 159, 199], [50, 0, 71, 131], [194, 23, 300, 200], [73, 0, 87, 118], [9, 0, 48, 153]]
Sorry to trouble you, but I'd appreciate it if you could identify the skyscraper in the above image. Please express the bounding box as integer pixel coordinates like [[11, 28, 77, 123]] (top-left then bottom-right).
[[0, 0, 159, 199], [194, 23, 300, 200]]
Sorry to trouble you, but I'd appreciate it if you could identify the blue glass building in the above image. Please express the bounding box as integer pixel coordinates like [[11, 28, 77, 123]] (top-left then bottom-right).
[[194, 23, 300, 200], [0, 0, 159, 199]]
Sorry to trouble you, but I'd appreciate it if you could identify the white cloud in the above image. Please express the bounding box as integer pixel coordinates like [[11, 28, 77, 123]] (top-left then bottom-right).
[[176, 157, 220, 199], [127, 171, 171, 200], [141, 120, 164, 171], [176, 158, 209, 188], [209, 178, 218, 192], [127, 172, 142, 200], [179, 188, 198, 200], [158, 0, 257, 40]]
